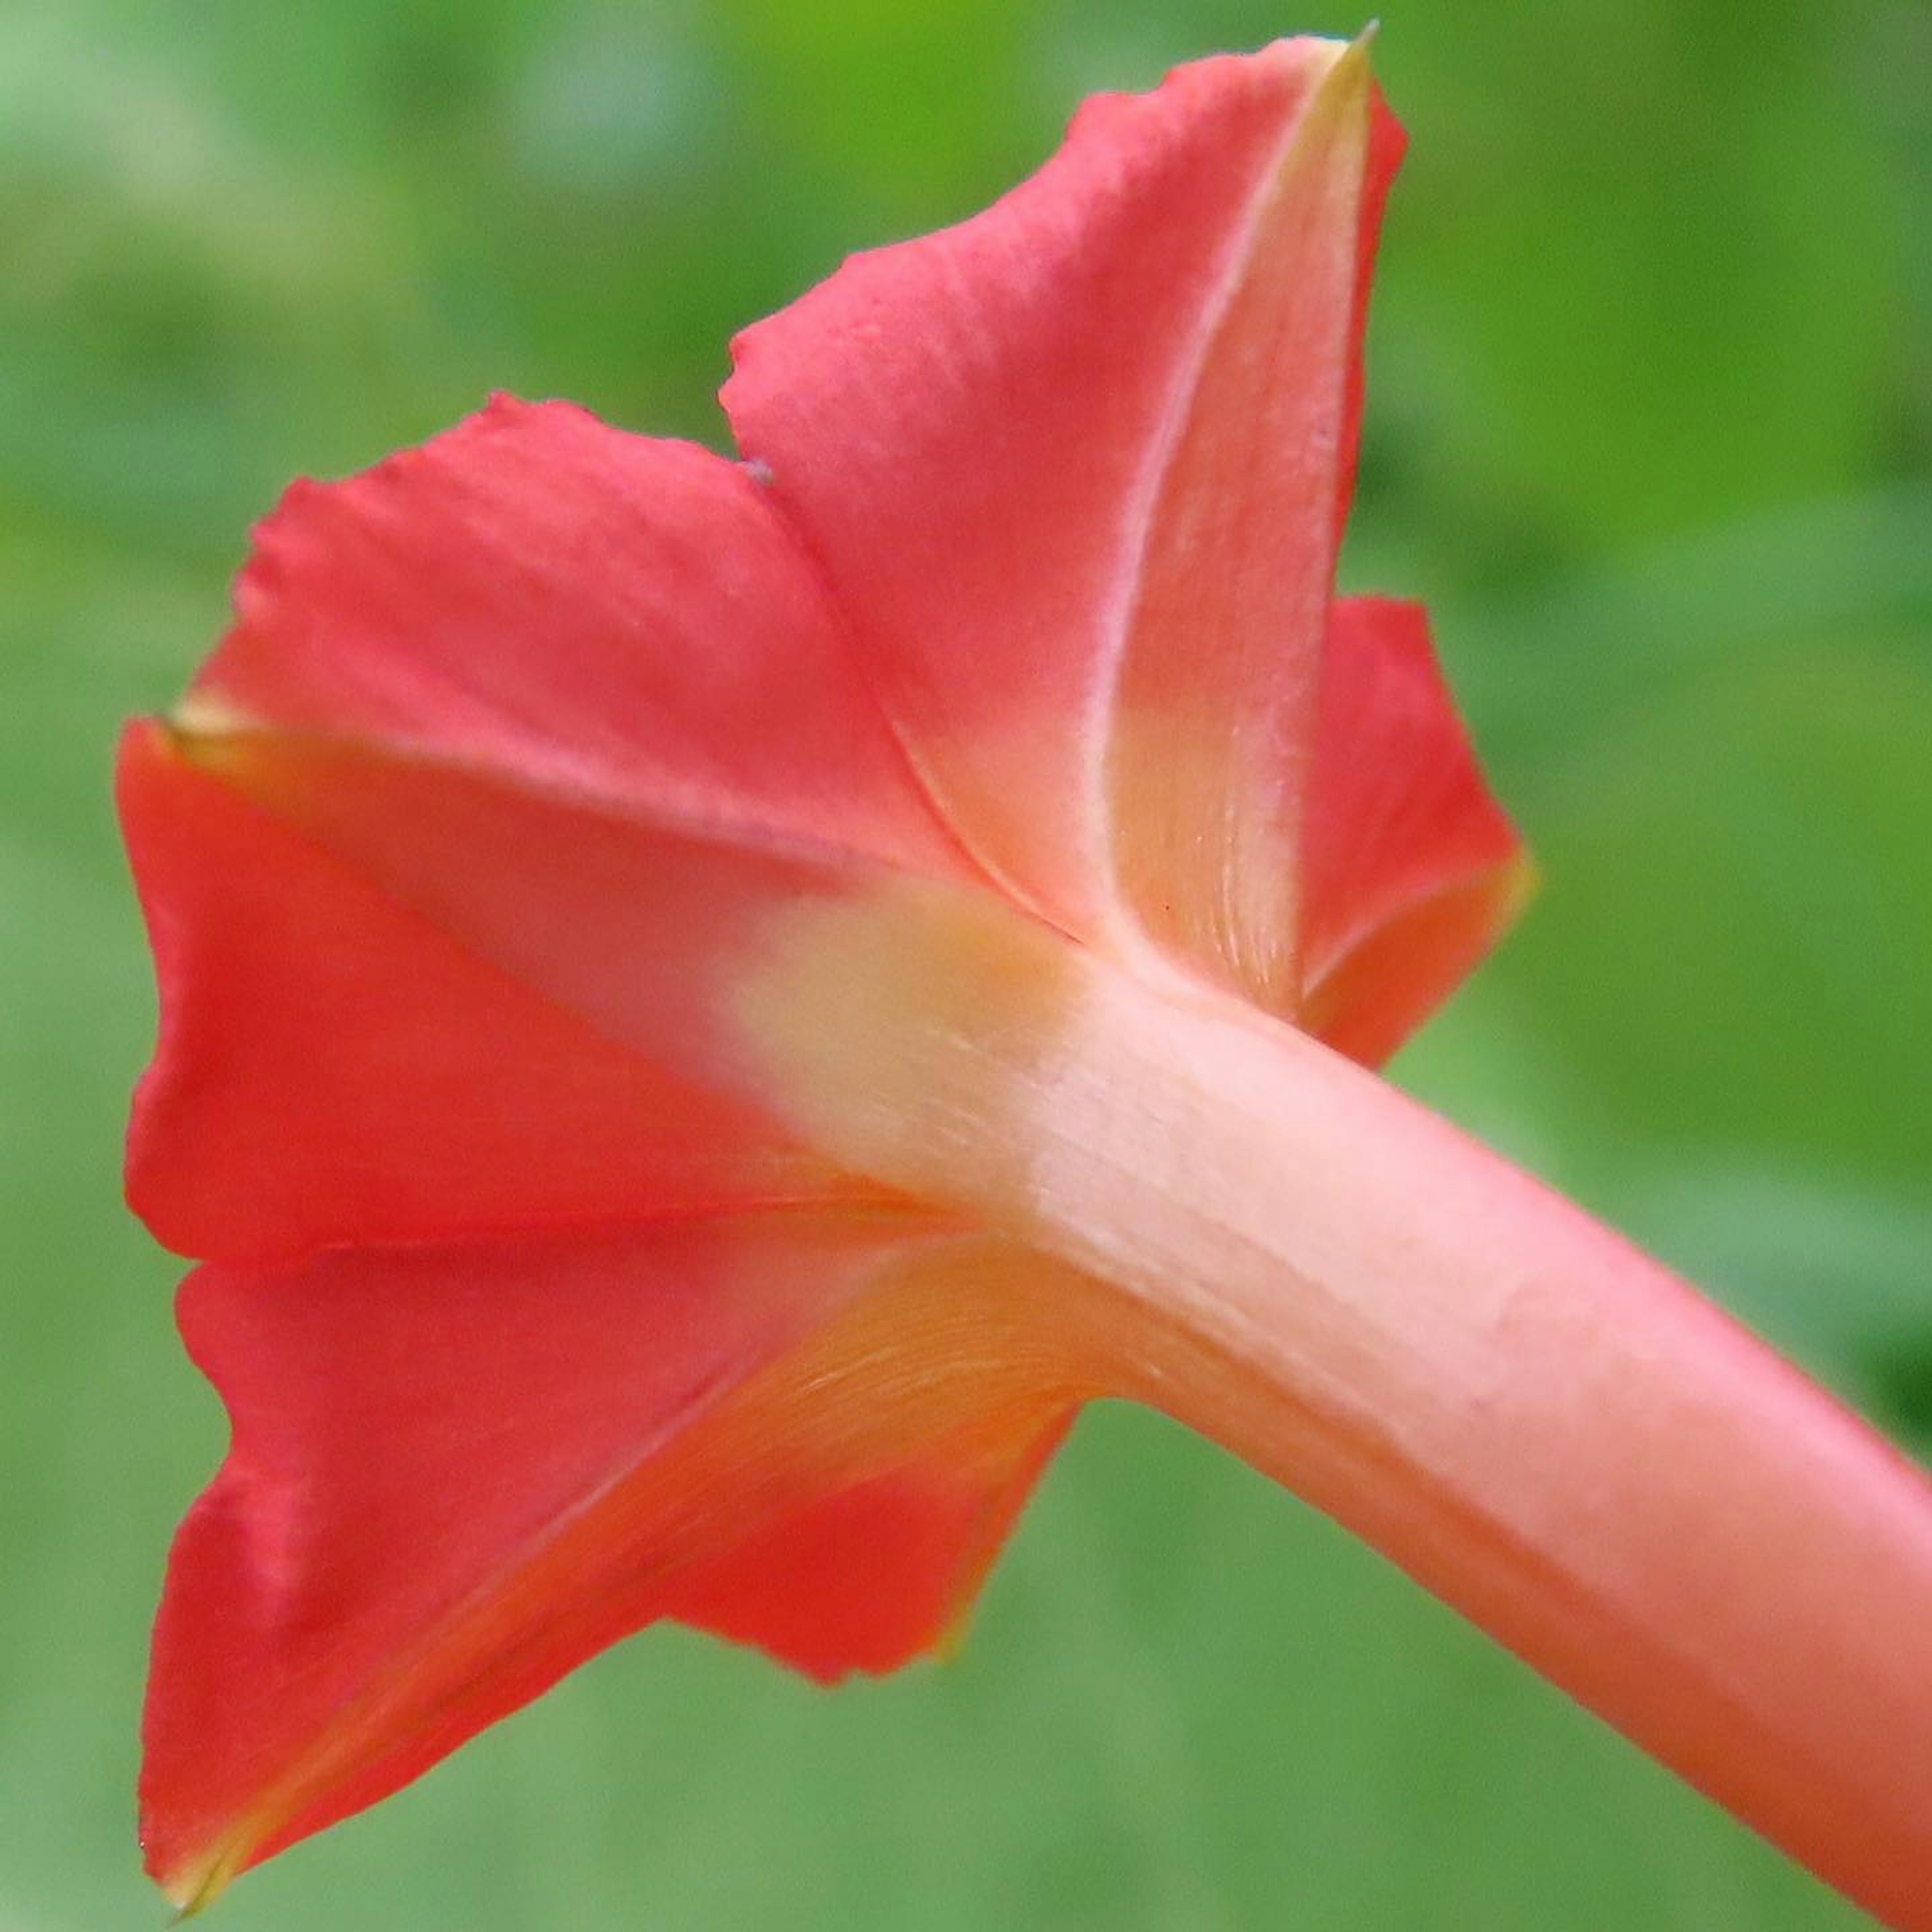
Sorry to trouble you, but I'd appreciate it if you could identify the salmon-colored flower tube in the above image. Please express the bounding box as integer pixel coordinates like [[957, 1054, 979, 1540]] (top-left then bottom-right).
[[119, 32, 1932, 1927]]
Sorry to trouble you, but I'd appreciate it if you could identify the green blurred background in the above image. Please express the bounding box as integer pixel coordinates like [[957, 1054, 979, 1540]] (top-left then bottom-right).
[[3, 0, 1927, 1925]]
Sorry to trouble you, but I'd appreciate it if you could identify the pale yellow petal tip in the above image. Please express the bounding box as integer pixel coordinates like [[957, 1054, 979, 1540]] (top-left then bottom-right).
[[1271, 22, 1376, 135], [167, 691, 255, 742], [930, 1603, 978, 1665], [160, 1875, 220, 1924], [1331, 24, 1379, 90], [157, 1838, 249, 1921], [1500, 846, 1542, 929], [1272, 26, 1374, 69]]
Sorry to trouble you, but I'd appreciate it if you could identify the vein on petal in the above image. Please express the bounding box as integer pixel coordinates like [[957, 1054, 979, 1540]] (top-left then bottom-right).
[[155, 1219, 1081, 1911], [1091, 35, 1373, 994]]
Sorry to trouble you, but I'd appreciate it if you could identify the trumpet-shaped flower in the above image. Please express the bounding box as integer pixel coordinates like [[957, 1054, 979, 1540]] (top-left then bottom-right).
[[119, 34, 1932, 1928]]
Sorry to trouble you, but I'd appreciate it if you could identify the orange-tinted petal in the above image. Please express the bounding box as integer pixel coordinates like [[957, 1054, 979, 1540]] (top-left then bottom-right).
[[119, 722, 859, 1264], [659, 1381, 1075, 1681], [143, 1215, 1087, 1910], [1299, 597, 1531, 1065], [725, 37, 1400, 999], [187, 395, 965, 879]]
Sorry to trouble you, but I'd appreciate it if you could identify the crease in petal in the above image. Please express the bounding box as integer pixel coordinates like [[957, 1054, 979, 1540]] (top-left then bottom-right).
[[725, 36, 1397, 977], [186, 395, 972, 880], [1103, 36, 1383, 1012], [146, 723, 909, 1158], [1331, 91, 1406, 549], [143, 1216, 1091, 1911], [118, 721, 865, 1264]]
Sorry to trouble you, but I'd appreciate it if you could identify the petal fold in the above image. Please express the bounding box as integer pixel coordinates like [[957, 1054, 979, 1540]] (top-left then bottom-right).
[[725, 36, 1401, 999], [1102, 37, 1382, 1011], [143, 1215, 1086, 1910], [119, 722, 858, 1263], [187, 396, 964, 877]]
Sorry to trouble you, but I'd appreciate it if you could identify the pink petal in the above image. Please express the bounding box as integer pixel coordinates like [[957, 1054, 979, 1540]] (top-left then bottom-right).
[[188, 395, 968, 877], [726, 37, 1401, 1004]]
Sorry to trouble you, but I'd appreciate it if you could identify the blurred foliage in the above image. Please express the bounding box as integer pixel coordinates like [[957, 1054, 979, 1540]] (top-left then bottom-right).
[[1, 0, 1926, 1927]]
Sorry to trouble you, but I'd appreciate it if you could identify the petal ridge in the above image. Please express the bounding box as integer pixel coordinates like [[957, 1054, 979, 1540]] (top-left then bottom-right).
[[722, 39, 1373, 956], [141, 1219, 1089, 1909], [119, 719, 879, 1264], [188, 395, 976, 883], [1101, 37, 1384, 1010]]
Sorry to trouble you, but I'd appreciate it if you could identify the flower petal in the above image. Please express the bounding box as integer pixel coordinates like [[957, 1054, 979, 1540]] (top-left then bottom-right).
[[658, 1377, 1074, 1681], [119, 722, 867, 1264], [153, 719, 937, 1113], [1298, 598, 1532, 1066], [1101, 42, 1390, 1012], [185, 395, 967, 877], [143, 1214, 1086, 1911], [725, 37, 1400, 1004]]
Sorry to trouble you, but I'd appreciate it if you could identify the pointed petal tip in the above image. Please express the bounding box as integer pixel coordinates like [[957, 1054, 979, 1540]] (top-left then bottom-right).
[[1257, 24, 1375, 78], [1500, 843, 1541, 924], [164, 692, 254, 743], [1308, 23, 1377, 116], [153, 1840, 240, 1922], [928, 1603, 978, 1666]]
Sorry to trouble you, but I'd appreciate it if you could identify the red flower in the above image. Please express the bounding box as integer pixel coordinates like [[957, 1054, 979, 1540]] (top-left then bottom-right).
[[120, 34, 1932, 1926]]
